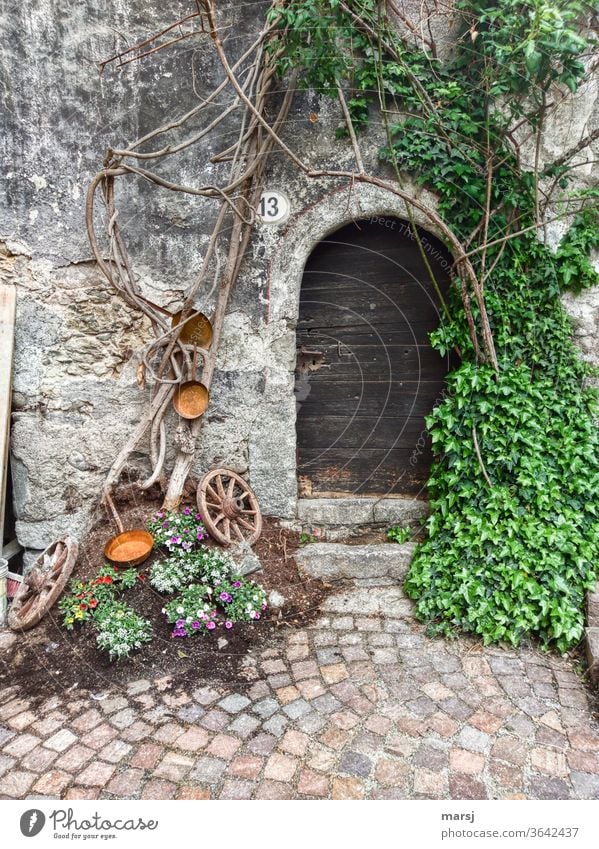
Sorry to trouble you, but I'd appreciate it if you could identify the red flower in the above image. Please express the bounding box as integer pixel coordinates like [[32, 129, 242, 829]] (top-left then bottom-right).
[[137, 574, 147, 582], [103, 576, 113, 584], [89, 599, 98, 609], [76, 593, 85, 599], [79, 603, 87, 610]]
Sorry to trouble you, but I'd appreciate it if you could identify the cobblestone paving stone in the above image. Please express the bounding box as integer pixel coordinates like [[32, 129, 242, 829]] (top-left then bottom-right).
[[1, 584, 599, 800]]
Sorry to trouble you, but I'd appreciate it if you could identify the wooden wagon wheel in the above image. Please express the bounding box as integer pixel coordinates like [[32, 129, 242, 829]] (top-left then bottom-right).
[[197, 468, 262, 547], [8, 536, 78, 631]]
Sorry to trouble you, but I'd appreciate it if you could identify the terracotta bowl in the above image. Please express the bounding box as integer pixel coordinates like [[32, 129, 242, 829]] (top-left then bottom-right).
[[171, 311, 213, 348], [173, 381, 210, 420], [104, 530, 154, 568]]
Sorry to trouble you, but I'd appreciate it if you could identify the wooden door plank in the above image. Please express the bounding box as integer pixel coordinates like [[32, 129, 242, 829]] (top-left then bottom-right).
[[0, 285, 16, 554], [296, 343, 450, 381], [295, 379, 448, 417], [298, 447, 433, 495], [296, 414, 432, 450]]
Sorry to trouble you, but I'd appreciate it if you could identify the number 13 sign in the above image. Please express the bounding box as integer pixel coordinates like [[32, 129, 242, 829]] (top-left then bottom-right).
[[257, 190, 290, 224]]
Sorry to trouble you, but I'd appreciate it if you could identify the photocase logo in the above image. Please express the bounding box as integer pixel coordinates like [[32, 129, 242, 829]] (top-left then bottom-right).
[[20, 810, 46, 837]]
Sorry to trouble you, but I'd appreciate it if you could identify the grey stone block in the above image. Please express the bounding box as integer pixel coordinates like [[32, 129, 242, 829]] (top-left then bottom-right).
[[295, 542, 416, 581], [585, 627, 599, 686], [586, 584, 599, 628], [298, 496, 425, 526]]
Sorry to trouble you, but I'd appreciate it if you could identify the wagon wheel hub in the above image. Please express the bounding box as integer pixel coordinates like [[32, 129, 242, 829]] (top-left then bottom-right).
[[197, 468, 263, 547], [222, 496, 244, 519]]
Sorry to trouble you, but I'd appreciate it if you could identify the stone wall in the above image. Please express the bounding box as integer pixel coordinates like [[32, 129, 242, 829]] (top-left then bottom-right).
[[1, 1, 598, 553]]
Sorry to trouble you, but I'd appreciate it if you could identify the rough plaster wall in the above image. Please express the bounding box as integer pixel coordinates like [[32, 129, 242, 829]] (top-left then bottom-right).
[[1, 1, 598, 551], [0, 0, 269, 548]]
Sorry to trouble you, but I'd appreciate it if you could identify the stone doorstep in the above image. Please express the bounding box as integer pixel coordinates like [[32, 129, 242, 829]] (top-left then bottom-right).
[[293, 497, 428, 534], [585, 627, 599, 687], [295, 542, 416, 582]]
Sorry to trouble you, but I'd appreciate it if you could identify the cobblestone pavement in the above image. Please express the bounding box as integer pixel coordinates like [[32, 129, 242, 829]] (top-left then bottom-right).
[[1, 583, 599, 800]]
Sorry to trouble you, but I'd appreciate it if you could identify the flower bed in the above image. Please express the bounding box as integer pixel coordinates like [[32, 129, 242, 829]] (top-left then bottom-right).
[[59, 506, 267, 662]]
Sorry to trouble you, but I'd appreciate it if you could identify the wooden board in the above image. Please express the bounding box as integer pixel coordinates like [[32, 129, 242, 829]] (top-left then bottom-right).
[[296, 379, 447, 418], [298, 448, 433, 496], [295, 217, 452, 497], [0, 285, 16, 554]]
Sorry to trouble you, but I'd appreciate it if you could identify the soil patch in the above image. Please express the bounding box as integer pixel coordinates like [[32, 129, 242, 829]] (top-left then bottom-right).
[[1, 488, 332, 703]]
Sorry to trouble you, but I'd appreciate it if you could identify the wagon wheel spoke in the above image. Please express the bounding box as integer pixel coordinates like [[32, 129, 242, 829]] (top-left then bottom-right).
[[18, 596, 39, 617], [49, 561, 64, 579], [213, 512, 225, 526], [236, 515, 256, 532], [215, 474, 226, 499], [19, 585, 36, 602], [223, 518, 231, 540], [231, 521, 244, 542], [227, 477, 235, 497], [206, 484, 220, 502], [241, 509, 257, 515]]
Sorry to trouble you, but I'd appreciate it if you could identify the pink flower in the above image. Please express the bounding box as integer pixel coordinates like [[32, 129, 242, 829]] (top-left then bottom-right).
[[252, 611, 260, 620], [206, 621, 216, 630], [183, 507, 192, 515], [224, 621, 233, 629]]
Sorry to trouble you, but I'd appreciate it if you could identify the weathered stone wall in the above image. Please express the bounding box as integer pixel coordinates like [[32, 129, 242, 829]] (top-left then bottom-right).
[[1, 1, 597, 553]]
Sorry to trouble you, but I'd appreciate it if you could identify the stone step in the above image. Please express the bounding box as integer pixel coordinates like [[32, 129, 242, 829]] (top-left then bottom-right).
[[286, 497, 429, 541], [295, 541, 416, 582], [299, 496, 428, 527], [281, 496, 429, 542], [319, 585, 414, 618]]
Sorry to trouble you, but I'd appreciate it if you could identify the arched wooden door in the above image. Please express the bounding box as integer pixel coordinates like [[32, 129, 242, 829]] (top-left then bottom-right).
[[295, 216, 454, 497]]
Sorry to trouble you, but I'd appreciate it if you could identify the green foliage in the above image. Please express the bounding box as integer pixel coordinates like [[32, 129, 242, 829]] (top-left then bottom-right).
[[164, 578, 268, 637], [94, 601, 153, 661], [59, 565, 151, 661], [555, 198, 599, 293], [149, 548, 235, 593], [299, 532, 316, 546], [455, 0, 592, 98], [58, 565, 140, 630], [387, 525, 412, 544], [404, 363, 599, 652], [271, 0, 599, 651]]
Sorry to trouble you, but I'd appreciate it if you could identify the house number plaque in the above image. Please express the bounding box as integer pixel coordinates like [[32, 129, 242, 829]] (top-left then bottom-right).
[[258, 190, 290, 224]]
